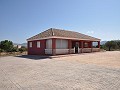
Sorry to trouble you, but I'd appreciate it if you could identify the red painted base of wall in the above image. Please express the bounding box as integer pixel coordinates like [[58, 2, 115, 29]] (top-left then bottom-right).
[[28, 40, 46, 55]]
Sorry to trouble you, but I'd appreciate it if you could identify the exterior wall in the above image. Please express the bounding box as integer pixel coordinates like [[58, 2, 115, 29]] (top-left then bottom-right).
[[28, 40, 46, 55], [68, 39, 72, 53], [45, 39, 70, 55], [45, 39, 52, 55], [45, 49, 52, 54], [27, 38, 100, 55], [52, 38, 56, 55], [56, 39, 68, 49]]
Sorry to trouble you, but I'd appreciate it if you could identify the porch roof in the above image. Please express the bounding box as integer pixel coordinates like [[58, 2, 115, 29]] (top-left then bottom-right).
[[27, 28, 100, 41]]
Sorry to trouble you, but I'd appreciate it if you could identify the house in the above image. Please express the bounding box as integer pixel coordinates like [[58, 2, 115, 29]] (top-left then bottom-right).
[[13, 44, 22, 49], [27, 28, 100, 55]]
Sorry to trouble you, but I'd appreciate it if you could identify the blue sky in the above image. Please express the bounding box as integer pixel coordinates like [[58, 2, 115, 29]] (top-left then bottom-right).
[[0, 0, 120, 43]]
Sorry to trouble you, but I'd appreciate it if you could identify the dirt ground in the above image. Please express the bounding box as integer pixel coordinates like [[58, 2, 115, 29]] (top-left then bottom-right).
[[0, 51, 120, 90], [54, 51, 120, 68]]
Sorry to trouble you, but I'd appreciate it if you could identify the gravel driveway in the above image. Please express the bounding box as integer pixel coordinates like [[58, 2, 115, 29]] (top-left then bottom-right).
[[0, 51, 120, 90]]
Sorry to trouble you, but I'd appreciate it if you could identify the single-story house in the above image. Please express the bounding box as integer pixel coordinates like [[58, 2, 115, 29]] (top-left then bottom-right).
[[27, 28, 101, 55]]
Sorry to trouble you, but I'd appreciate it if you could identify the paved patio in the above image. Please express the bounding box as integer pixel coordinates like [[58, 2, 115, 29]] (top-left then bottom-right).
[[0, 51, 120, 90]]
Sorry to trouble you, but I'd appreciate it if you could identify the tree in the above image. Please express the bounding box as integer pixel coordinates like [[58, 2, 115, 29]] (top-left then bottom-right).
[[116, 41, 120, 49], [100, 44, 105, 49], [0, 40, 14, 52], [105, 41, 116, 51]]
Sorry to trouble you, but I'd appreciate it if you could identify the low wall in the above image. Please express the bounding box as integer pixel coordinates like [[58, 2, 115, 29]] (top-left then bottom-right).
[[45, 49, 69, 55], [82, 48, 92, 53], [45, 49, 52, 54], [56, 49, 69, 54], [45, 48, 100, 55], [92, 48, 100, 52], [70, 48, 75, 54]]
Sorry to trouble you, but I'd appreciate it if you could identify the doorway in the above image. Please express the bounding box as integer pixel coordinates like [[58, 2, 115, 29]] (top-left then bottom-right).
[[75, 42, 79, 53]]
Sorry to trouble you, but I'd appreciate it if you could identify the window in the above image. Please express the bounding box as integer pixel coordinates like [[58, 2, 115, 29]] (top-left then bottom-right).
[[56, 39, 68, 49], [84, 42, 88, 47], [29, 42, 32, 48], [46, 39, 52, 49], [37, 41, 40, 48]]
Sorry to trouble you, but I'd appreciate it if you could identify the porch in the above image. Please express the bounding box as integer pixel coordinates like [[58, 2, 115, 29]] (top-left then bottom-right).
[[45, 38, 100, 55]]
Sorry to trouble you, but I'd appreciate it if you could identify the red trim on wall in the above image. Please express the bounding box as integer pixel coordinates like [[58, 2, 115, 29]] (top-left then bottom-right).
[[28, 40, 46, 55], [68, 39, 72, 53], [52, 38, 56, 55]]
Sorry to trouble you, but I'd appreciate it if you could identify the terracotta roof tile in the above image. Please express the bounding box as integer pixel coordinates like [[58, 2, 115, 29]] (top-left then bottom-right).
[[27, 28, 100, 41]]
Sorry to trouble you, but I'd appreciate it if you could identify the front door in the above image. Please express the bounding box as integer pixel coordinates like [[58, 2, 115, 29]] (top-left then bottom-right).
[[75, 42, 79, 53]]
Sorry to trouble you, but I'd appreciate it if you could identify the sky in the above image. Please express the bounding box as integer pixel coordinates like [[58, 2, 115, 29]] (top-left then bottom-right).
[[0, 0, 120, 43]]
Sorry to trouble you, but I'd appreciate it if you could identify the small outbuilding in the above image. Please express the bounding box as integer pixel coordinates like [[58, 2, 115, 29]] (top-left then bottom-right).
[[27, 28, 100, 55]]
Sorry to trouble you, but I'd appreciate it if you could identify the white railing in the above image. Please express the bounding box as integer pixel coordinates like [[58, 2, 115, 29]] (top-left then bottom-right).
[[82, 48, 92, 53], [70, 48, 75, 54], [56, 49, 69, 54], [92, 48, 100, 52], [45, 49, 52, 54]]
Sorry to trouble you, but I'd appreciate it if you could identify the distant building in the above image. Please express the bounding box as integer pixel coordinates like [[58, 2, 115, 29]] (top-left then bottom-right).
[[27, 28, 101, 55], [17, 45, 21, 49], [13, 45, 21, 49]]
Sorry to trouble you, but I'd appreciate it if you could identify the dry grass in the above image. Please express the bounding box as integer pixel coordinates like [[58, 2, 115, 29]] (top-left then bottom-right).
[[0, 51, 27, 56]]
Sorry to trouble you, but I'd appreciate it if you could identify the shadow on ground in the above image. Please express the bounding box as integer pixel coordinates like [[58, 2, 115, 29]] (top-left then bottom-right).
[[16, 55, 52, 60]]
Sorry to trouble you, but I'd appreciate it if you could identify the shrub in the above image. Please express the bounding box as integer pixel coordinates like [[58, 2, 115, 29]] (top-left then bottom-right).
[[12, 47, 18, 52], [18, 47, 27, 53], [0, 40, 13, 52], [0, 48, 4, 52]]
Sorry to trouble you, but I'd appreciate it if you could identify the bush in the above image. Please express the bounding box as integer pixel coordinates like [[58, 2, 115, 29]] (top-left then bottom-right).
[[0, 40, 14, 52], [103, 40, 120, 51], [12, 47, 18, 52], [0, 48, 4, 52], [18, 47, 27, 53], [116, 41, 120, 49], [105, 41, 116, 51]]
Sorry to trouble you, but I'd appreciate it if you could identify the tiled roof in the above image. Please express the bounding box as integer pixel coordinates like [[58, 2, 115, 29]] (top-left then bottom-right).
[[27, 28, 100, 41]]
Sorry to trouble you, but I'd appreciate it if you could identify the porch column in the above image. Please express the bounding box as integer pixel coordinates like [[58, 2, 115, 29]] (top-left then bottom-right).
[[52, 38, 56, 55], [98, 41, 100, 48], [81, 41, 83, 53], [68, 39, 72, 54], [98, 41, 100, 51], [90, 41, 93, 52]]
